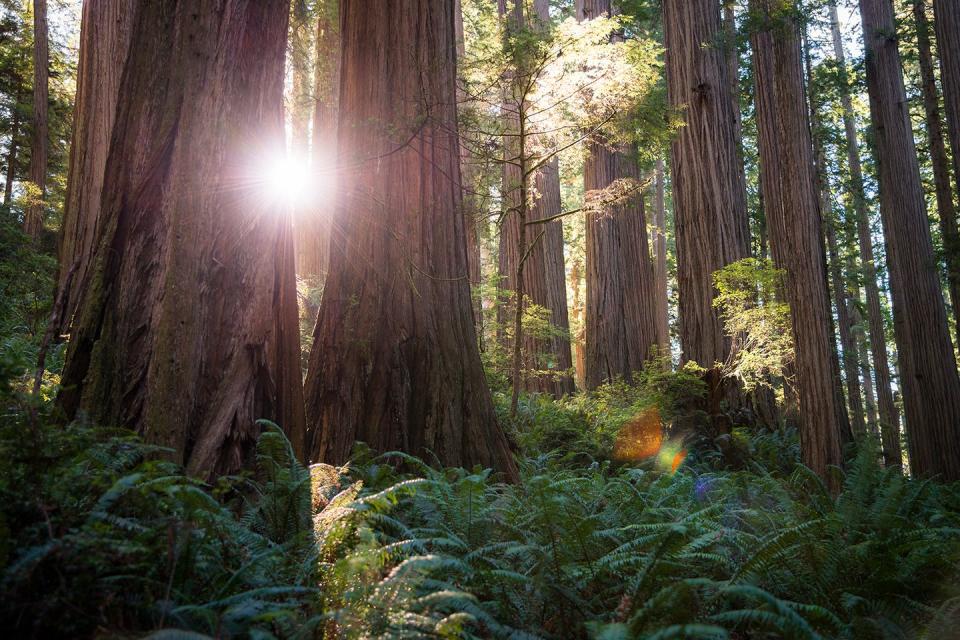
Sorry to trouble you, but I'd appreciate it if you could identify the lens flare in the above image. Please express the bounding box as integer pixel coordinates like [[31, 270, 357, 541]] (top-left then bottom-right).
[[613, 406, 663, 462]]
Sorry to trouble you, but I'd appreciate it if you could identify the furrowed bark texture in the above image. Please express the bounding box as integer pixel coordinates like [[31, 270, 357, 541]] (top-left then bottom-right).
[[663, 0, 751, 371], [750, 1, 846, 481], [829, 1, 901, 465], [304, 0, 518, 480], [59, 0, 306, 478], [23, 0, 47, 239], [57, 0, 135, 335], [578, 0, 658, 389], [299, 0, 339, 281], [934, 0, 960, 200], [914, 0, 960, 350], [860, 0, 960, 480]]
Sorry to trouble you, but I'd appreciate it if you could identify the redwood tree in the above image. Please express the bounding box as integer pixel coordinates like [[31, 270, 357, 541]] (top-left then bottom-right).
[[303, 0, 518, 479], [750, 0, 846, 481], [828, 1, 901, 465], [913, 0, 960, 350], [57, 0, 135, 334], [497, 0, 574, 399], [59, 0, 306, 478], [933, 0, 960, 197], [22, 0, 47, 239], [577, 0, 658, 389], [663, 0, 751, 374], [860, 0, 960, 480]]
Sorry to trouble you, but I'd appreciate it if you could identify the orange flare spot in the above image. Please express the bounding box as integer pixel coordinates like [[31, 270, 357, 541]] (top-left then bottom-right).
[[613, 406, 663, 461]]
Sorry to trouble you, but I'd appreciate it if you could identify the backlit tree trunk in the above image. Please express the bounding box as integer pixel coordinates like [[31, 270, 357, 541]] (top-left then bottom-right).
[[860, 0, 960, 480], [653, 158, 669, 358], [578, 0, 658, 389], [303, 0, 518, 480], [59, 0, 306, 478], [3, 89, 21, 206], [23, 0, 47, 239], [497, 0, 574, 399], [299, 0, 338, 281], [455, 0, 483, 335], [934, 0, 960, 197], [57, 0, 135, 335], [828, 1, 901, 466], [914, 0, 960, 349], [663, 0, 751, 373], [750, 0, 846, 481]]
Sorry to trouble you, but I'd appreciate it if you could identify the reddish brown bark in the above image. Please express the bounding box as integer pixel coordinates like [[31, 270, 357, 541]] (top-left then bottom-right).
[[828, 1, 901, 466], [578, 0, 658, 389], [913, 0, 960, 350], [860, 0, 960, 481], [455, 0, 484, 336], [59, 0, 306, 478], [303, 0, 518, 480], [23, 0, 47, 239], [57, 0, 135, 335], [750, 0, 846, 481], [663, 0, 751, 372], [934, 0, 960, 203]]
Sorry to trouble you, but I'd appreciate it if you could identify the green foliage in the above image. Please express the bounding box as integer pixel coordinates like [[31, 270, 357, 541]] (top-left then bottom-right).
[[1, 367, 958, 638], [713, 258, 793, 394]]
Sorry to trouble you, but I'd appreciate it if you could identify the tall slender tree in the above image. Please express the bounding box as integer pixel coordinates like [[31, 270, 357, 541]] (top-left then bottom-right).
[[653, 158, 669, 358], [750, 0, 847, 481], [859, 0, 960, 481], [59, 0, 306, 478], [805, 32, 867, 437], [497, 0, 574, 399], [933, 0, 960, 197], [577, 0, 658, 389], [913, 0, 960, 349], [455, 0, 484, 336], [663, 0, 755, 421], [828, 1, 901, 466], [57, 0, 135, 335], [303, 0, 518, 480], [22, 0, 47, 238]]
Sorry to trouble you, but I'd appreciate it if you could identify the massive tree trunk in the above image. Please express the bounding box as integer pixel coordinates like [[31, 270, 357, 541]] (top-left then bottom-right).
[[298, 0, 338, 282], [828, 1, 901, 466], [59, 0, 306, 479], [663, 0, 751, 372], [57, 0, 135, 335], [860, 0, 960, 481], [23, 0, 47, 239], [303, 0, 518, 480], [934, 0, 960, 199], [577, 0, 658, 389], [805, 32, 867, 437], [750, 0, 846, 481], [653, 158, 669, 358], [914, 0, 960, 350]]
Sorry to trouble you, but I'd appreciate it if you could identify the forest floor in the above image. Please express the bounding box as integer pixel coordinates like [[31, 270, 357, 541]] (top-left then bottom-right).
[[1, 220, 959, 639]]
